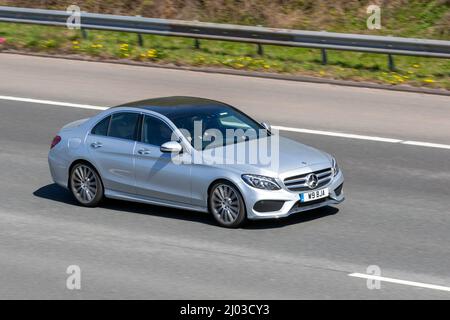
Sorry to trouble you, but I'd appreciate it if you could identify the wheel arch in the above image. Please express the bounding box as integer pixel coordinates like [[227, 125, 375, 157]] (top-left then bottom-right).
[[68, 159, 104, 191], [206, 178, 247, 214]]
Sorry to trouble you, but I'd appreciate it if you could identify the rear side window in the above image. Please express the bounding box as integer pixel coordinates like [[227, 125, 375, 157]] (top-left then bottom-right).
[[108, 112, 140, 141], [91, 116, 110, 136]]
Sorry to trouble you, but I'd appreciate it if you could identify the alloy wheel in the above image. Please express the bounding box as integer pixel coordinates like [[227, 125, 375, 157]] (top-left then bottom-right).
[[211, 183, 242, 226], [71, 164, 99, 205]]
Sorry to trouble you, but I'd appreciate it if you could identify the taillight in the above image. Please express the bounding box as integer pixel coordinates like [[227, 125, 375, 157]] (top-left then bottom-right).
[[50, 135, 61, 149]]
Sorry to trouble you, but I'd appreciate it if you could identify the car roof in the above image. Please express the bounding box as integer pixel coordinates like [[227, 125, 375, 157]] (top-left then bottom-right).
[[113, 96, 233, 117]]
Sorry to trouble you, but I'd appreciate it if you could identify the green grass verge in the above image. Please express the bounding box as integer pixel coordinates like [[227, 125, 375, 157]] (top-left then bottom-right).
[[0, 23, 449, 90]]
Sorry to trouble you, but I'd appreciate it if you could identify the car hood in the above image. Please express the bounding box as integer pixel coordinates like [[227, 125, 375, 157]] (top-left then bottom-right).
[[273, 135, 331, 172], [200, 135, 331, 175]]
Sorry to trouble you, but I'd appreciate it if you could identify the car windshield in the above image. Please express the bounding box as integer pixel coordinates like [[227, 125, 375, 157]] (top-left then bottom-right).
[[167, 104, 267, 150]]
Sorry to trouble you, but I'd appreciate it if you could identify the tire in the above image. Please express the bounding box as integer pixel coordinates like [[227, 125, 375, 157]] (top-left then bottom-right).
[[208, 181, 247, 228], [70, 163, 104, 207]]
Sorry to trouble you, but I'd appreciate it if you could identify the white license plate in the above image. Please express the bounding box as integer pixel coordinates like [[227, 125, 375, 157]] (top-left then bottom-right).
[[300, 188, 329, 202]]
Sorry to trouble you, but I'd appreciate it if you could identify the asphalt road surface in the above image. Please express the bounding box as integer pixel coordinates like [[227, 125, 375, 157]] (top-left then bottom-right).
[[0, 53, 449, 299]]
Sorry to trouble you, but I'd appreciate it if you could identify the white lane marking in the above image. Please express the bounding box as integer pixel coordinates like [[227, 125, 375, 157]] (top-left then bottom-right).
[[274, 125, 450, 150], [349, 273, 450, 292], [273, 126, 402, 143], [402, 140, 450, 150], [1, 95, 450, 150], [0, 95, 107, 111]]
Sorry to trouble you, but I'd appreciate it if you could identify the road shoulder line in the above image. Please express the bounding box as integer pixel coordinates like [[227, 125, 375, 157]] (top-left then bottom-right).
[[349, 273, 450, 292], [1, 95, 450, 151]]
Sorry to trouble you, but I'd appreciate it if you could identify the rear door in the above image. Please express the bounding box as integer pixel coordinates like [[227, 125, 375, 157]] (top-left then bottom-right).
[[86, 112, 140, 194]]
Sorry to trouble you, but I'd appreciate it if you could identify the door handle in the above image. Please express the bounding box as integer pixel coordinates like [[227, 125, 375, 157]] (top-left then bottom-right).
[[137, 148, 151, 155], [90, 142, 103, 149]]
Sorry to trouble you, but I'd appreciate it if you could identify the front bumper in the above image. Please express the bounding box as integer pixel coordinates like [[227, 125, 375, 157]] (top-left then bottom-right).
[[244, 170, 344, 220]]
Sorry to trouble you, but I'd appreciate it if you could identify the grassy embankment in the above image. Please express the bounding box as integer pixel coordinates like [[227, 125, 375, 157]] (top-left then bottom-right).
[[0, 0, 449, 89]]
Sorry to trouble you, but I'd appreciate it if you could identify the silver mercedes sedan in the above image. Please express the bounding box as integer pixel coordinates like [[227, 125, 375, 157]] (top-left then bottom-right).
[[48, 96, 344, 227]]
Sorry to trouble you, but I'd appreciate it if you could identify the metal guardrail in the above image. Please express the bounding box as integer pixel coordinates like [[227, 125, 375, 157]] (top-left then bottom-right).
[[1, 6, 449, 70]]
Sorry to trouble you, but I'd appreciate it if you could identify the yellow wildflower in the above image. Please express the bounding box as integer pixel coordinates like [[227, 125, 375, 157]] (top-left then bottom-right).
[[146, 49, 157, 58]]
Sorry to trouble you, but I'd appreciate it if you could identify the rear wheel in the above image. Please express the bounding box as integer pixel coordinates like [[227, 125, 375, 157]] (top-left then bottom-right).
[[70, 163, 104, 207], [209, 182, 246, 228]]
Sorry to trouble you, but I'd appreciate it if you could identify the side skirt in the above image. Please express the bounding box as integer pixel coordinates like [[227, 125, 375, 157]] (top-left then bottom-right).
[[104, 189, 209, 213]]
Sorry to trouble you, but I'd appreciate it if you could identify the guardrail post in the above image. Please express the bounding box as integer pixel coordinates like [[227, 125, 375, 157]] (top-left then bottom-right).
[[257, 43, 263, 55], [388, 54, 395, 71], [321, 48, 328, 65], [137, 34, 144, 47], [81, 28, 88, 40], [194, 38, 200, 49], [135, 15, 144, 47]]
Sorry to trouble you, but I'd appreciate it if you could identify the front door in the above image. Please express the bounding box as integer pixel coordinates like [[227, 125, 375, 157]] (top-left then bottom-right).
[[134, 115, 192, 205]]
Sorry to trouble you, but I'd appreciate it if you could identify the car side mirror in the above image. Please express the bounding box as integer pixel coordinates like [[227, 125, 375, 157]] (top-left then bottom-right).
[[160, 141, 183, 153], [261, 122, 271, 132]]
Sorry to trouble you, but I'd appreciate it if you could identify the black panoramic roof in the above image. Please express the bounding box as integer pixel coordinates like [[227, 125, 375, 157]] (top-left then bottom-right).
[[114, 96, 232, 117]]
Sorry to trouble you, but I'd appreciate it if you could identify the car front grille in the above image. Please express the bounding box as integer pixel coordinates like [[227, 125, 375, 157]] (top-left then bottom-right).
[[283, 168, 332, 192]]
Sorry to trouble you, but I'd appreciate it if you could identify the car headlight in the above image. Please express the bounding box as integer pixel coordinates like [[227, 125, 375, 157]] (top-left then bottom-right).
[[242, 174, 281, 190], [331, 157, 340, 177]]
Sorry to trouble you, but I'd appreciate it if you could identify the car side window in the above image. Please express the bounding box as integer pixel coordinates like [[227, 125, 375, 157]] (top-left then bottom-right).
[[142, 115, 174, 146], [91, 116, 111, 136], [108, 112, 140, 141]]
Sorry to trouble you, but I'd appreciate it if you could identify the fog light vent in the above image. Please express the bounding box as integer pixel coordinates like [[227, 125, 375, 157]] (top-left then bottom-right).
[[334, 183, 344, 196], [253, 200, 285, 212]]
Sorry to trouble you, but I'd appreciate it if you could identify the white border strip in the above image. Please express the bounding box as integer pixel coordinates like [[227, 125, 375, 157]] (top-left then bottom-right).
[[349, 273, 450, 292], [1, 95, 450, 150], [273, 126, 402, 143], [0, 95, 107, 111], [402, 140, 450, 150], [274, 125, 450, 150]]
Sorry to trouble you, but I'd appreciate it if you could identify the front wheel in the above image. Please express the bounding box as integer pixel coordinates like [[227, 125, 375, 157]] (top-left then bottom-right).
[[70, 163, 104, 207], [209, 182, 247, 228]]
